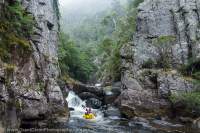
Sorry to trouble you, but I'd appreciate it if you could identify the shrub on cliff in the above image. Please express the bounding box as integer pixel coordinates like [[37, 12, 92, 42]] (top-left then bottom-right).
[[170, 91, 200, 116], [0, 0, 34, 63], [181, 58, 200, 77], [153, 35, 176, 70]]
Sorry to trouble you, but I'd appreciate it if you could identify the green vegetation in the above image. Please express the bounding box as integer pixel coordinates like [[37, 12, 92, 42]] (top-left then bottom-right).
[[132, 0, 144, 7], [142, 59, 155, 69], [153, 35, 176, 70], [181, 58, 200, 76], [180, 57, 200, 88], [58, 32, 96, 83], [59, 0, 144, 83], [97, 38, 121, 81], [170, 91, 200, 115], [95, 0, 140, 82], [0, 0, 34, 63], [4, 64, 16, 73]]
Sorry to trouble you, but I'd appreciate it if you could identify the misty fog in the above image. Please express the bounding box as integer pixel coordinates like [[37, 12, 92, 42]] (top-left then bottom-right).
[[59, 0, 127, 32], [59, 0, 113, 16]]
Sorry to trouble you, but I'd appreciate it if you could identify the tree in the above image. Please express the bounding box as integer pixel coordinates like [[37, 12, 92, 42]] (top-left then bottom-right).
[[58, 32, 96, 83]]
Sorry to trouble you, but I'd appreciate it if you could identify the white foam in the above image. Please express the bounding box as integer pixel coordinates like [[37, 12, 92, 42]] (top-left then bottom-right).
[[66, 91, 106, 123]]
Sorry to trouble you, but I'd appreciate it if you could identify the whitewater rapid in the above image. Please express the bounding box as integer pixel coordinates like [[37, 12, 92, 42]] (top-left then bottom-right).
[[66, 91, 107, 123]]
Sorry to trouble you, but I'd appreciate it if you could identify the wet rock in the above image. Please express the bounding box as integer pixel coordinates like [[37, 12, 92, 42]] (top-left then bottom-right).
[[129, 117, 156, 131], [129, 121, 156, 131], [132, 117, 149, 124], [79, 92, 100, 100], [179, 117, 193, 123], [104, 84, 121, 105], [72, 83, 104, 97], [152, 120, 183, 128], [69, 107, 75, 111], [86, 98, 102, 109], [104, 106, 121, 118], [120, 104, 136, 118], [21, 108, 40, 120], [193, 118, 200, 129], [53, 117, 69, 128]]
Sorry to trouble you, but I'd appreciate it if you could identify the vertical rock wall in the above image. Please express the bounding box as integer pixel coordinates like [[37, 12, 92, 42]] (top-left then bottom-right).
[[0, 0, 69, 128], [119, 0, 199, 118]]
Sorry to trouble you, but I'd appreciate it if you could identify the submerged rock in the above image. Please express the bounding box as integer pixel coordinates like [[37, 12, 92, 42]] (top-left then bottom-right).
[[104, 106, 121, 118], [129, 117, 156, 131], [152, 120, 183, 128], [69, 107, 75, 111]]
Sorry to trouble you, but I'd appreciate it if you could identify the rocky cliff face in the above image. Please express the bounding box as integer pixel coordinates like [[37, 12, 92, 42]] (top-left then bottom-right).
[[0, 0, 69, 129], [119, 0, 200, 118]]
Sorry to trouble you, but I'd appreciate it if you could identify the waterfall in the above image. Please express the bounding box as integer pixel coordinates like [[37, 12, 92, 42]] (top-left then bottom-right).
[[66, 91, 104, 122]]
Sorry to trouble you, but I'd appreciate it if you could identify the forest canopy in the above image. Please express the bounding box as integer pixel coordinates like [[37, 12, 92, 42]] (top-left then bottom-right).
[[58, 0, 144, 83]]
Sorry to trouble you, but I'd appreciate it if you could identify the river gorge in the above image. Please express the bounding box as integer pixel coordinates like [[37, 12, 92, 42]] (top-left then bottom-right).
[[0, 0, 200, 132]]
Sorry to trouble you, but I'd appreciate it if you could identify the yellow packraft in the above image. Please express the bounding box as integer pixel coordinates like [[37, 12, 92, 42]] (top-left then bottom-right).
[[83, 113, 95, 119]]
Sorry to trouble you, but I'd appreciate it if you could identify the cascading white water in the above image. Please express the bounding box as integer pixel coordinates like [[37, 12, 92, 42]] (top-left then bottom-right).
[[66, 91, 105, 122]]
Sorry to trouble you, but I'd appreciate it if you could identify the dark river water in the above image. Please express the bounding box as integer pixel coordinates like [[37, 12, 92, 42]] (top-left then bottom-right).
[[64, 91, 198, 133]]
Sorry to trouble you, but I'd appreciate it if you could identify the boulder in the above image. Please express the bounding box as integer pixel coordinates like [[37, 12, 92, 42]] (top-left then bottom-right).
[[20, 91, 48, 120], [104, 83, 121, 105], [117, 83, 171, 118], [120, 104, 136, 118], [79, 92, 101, 100], [86, 98, 102, 109], [158, 71, 194, 98], [69, 107, 74, 111], [21, 108, 40, 120], [72, 83, 104, 97]]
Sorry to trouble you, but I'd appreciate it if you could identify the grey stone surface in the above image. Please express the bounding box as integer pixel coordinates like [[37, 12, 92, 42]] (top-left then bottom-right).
[[86, 98, 102, 109], [119, 0, 199, 118], [158, 71, 194, 98], [134, 0, 200, 68], [0, 0, 69, 128]]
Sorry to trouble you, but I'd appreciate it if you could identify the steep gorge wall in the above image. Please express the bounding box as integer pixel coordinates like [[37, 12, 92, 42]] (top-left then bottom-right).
[[119, 0, 200, 118], [0, 0, 69, 128]]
